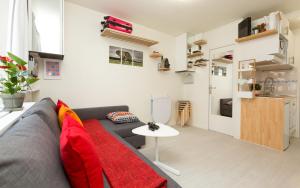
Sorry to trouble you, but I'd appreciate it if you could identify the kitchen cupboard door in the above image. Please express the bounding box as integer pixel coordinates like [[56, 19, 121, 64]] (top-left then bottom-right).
[[260, 98, 285, 150], [241, 99, 262, 145]]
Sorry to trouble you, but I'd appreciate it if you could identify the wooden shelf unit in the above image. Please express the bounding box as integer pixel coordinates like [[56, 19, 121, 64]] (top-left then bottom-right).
[[101, 28, 159, 47], [235, 29, 278, 43], [187, 52, 203, 58]]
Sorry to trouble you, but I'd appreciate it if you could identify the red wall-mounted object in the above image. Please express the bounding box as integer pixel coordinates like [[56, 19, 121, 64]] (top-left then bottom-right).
[[101, 16, 133, 34]]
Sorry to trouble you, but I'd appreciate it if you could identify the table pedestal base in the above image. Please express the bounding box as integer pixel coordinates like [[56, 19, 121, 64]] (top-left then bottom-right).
[[154, 137, 180, 176]]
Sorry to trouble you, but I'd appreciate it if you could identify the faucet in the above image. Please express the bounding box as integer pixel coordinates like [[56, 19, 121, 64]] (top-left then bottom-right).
[[263, 77, 275, 96]]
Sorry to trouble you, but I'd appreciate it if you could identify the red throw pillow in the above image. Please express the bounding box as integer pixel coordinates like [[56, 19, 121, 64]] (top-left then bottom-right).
[[56, 99, 69, 112], [60, 114, 103, 188]]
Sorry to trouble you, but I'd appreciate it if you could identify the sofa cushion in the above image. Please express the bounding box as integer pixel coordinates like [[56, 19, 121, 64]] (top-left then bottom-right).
[[100, 119, 144, 138], [60, 115, 103, 188], [0, 114, 70, 188], [107, 111, 139, 124], [22, 98, 61, 140], [56, 99, 69, 112], [58, 105, 83, 127]]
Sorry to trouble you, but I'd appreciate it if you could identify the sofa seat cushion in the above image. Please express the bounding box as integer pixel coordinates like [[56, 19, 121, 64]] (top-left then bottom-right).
[[100, 120, 144, 138], [0, 114, 70, 188]]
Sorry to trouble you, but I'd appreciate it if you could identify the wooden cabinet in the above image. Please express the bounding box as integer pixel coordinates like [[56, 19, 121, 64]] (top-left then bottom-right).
[[241, 97, 290, 150]]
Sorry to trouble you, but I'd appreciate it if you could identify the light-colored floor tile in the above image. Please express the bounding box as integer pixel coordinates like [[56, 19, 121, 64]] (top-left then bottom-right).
[[140, 126, 300, 188]]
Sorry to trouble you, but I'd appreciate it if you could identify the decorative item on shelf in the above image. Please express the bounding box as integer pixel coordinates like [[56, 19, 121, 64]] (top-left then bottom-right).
[[158, 57, 170, 72], [187, 61, 193, 68], [176, 100, 192, 127], [0, 53, 39, 111], [252, 23, 266, 34], [249, 83, 262, 96], [100, 16, 133, 34]]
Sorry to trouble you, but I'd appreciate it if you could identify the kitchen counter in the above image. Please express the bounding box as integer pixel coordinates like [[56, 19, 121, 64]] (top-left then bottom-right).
[[256, 95, 296, 99], [241, 97, 292, 151]]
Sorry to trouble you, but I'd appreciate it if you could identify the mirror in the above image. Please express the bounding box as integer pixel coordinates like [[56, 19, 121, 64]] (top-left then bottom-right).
[[30, 0, 63, 55], [210, 49, 234, 118]]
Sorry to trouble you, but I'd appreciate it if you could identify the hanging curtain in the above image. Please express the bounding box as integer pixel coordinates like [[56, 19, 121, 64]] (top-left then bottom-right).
[[7, 0, 29, 61]]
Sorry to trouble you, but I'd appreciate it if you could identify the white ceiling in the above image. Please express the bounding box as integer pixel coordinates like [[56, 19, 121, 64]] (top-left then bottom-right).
[[66, 0, 300, 36]]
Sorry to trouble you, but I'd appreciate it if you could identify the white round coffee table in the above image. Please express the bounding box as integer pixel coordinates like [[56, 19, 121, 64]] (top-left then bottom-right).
[[132, 123, 180, 176]]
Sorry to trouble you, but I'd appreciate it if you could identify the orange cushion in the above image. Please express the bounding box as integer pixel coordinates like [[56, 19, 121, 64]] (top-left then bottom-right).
[[56, 99, 69, 112], [58, 105, 83, 128]]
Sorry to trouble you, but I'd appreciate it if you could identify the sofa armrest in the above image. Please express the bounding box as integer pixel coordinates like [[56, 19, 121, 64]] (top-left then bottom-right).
[[73, 105, 129, 120]]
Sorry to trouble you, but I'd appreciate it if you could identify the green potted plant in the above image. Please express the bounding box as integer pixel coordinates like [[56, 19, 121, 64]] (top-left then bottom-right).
[[0, 52, 38, 111]]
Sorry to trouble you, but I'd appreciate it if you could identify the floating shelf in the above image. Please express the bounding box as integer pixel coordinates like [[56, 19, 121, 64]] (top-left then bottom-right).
[[101, 28, 159, 47], [235, 29, 278, 43], [175, 70, 195, 73], [150, 52, 162, 58], [194, 63, 207, 67], [158, 68, 170, 72], [256, 63, 293, 71], [193, 39, 207, 46], [213, 58, 233, 64], [187, 52, 203, 58]]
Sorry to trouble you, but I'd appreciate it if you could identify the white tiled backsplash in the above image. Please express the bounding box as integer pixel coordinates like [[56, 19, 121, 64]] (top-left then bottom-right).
[[256, 70, 298, 96]]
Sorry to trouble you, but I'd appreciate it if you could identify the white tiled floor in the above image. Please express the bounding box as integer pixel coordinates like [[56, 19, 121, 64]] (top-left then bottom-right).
[[140, 126, 300, 188]]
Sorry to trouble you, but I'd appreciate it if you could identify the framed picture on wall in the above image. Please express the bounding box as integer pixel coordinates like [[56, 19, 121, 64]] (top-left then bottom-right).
[[109, 46, 121, 64], [133, 50, 143, 67], [43, 59, 62, 80], [121, 48, 133, 65]]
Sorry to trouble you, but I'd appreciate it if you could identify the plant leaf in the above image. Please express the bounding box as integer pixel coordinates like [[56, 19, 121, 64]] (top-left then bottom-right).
[[26, 77, 39, 85], [7, 52, 27, 66]]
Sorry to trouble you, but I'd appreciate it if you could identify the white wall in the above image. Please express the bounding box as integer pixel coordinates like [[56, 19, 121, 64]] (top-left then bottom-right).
[[183, 20, 240, 135], [0, 0, 10, 55], [292, 28, 300, 137], [35, 2, 183, 125]]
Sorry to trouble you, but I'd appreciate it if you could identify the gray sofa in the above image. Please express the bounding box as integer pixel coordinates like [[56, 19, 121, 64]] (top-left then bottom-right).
[[74, 106, 145, 148], [0, 98, 181, 188]]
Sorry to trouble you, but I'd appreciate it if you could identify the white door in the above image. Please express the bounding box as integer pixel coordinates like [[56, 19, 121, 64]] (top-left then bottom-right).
[[209, 45, 234, 136]]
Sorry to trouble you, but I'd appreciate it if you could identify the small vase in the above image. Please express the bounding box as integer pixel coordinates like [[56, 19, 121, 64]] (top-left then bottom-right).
[[0, 93, 26, 111]]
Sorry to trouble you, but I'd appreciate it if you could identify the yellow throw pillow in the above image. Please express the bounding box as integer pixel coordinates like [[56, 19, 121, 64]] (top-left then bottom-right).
[[58, 105, 83, 128]]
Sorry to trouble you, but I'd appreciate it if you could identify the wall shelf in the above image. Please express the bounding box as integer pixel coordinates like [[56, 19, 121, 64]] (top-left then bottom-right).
[[175, 70, 195, 73], [101, 28, 159, 47], [212, 58, 233, 64], [193, 39, 207, 46], [235, 29, 278, 43], [158, 68, 170, 72], [150, 52, 162, 58], [187, 52, 203, 58], [256, 63, 293, 71]]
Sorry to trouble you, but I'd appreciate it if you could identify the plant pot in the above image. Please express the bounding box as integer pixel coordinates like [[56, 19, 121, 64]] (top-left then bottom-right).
[[0, 93, 25, 111]]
